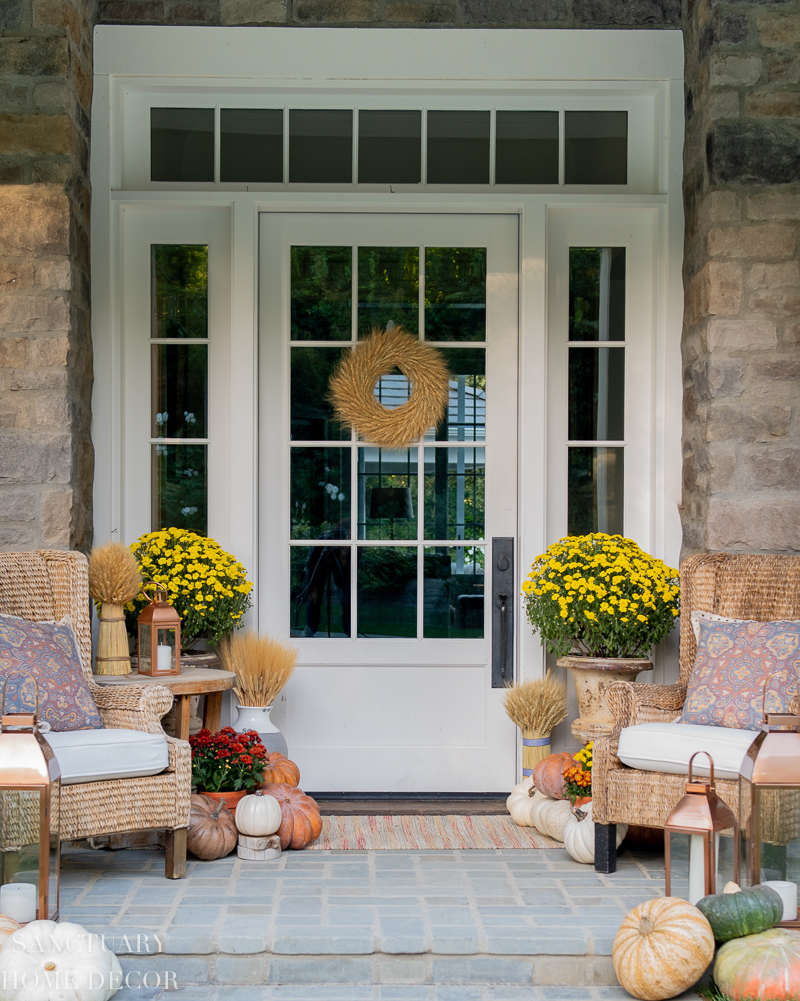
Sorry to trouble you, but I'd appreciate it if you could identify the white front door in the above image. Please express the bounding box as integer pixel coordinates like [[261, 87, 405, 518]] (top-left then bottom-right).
[[259, 212, 518, 793]]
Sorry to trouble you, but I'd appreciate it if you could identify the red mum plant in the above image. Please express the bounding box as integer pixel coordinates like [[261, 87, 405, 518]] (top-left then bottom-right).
[[189, 726, 267, 793]]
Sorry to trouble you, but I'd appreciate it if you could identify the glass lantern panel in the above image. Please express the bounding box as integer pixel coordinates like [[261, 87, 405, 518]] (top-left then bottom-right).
[[667, 829, 738, 905], [740, 781, 800, 887], [138, 625, 152, 673], [0, 785, 60, 921], [156, 629, 177, 672]]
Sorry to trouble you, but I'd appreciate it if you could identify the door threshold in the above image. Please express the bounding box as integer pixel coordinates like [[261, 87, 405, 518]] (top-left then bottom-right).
[[308, 792, 508, 816]]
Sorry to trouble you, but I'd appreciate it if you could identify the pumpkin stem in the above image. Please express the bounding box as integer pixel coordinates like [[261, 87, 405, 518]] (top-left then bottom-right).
[[211, 799, 226, 820], [571, 805, 587, 821], [638, 916, 654, 936]]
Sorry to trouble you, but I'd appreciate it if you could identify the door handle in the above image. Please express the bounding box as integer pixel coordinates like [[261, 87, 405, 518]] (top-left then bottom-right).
[[491, 539, 514, 688]]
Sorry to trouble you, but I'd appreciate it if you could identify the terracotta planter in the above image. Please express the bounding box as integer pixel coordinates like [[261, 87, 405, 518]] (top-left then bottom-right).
[[558, 655, 652, 744], [196, 790, 247, 813]]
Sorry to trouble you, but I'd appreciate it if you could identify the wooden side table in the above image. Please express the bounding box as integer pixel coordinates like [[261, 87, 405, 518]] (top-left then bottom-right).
[[93, 667, 236, 741]]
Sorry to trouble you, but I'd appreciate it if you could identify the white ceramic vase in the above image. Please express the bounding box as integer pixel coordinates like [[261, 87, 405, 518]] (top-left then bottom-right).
[[234, 705, 288, 757]]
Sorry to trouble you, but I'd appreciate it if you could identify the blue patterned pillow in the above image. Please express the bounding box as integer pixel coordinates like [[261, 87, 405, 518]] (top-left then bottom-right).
[[0, 613, 103, 731], [681, 618, 800, 730]]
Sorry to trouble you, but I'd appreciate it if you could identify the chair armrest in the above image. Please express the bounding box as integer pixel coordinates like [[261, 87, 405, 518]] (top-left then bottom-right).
[[91, 683, 174, 735], [164, 734, 192, 790]]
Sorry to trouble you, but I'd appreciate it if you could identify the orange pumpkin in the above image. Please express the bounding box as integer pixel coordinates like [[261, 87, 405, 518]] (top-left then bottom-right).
[[187, 793, 238, 860], [531, 751, 575, 799], [260, 752, 301, 788], [261, 782, 322, 850]]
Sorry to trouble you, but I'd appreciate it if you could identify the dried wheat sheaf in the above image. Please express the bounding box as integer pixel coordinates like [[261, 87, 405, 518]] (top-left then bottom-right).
[[328, 326, 451, 450]]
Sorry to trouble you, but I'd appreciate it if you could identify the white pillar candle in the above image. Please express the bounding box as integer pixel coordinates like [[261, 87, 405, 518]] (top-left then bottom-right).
[[762, 880, 798, 921], [0, 883, 36, 923], [157, 644, 172, 673]]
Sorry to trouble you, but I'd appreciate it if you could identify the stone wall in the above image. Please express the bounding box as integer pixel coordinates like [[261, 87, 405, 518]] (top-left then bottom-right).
[[681, 0, 800, 554]]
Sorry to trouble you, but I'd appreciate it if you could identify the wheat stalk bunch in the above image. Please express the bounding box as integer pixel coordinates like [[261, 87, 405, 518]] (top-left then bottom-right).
[[88, 542, 142, 604], [503, 671, 568, 737], [218, 631, 300, 707]]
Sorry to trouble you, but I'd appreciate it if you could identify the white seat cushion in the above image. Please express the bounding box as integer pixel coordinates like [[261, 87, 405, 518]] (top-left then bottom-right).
[[617, 722, 758, 781], [45, 729, 169, 785]]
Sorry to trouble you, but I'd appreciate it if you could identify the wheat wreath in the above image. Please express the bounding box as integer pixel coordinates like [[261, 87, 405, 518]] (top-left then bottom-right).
[[329, 326, 451, 450]]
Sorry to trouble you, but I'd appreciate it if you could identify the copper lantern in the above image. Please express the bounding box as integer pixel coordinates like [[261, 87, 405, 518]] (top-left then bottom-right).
[[664, 751, 739, 905], [0, 678, 61, 922], [137, 581, 181, 676]]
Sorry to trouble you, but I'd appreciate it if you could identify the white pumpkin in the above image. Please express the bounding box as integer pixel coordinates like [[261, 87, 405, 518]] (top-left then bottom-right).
[[0, 919, 122, 1001], [530, 796, 574, 842], [506, 776, 534, 814], [235, 790, 282, 837], [0, 916, 20, 953], [562, 802, 628, 864]]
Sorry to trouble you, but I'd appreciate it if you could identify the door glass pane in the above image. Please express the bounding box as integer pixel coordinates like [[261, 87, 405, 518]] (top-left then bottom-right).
[[291, 347, 350, 441], [152, 344, 208, 438], [289, 110, 352, 183], [424, 447, 485, 541], [495, 111, 559, 185], [291, 545, 351, 638], [151, 108, 214, 183], [427, 348, 485, 441], [357, 448, 417, 540], [568, 446, 624, 536], [423, 546, 484, 638], [221, 109, 283, 183], [358, 110, 421, 184], [565, 111, 628, 185], [151, 245, 208, 339], [152, 443, 207, 533], [427, 111, 490, 184], [357, 546, 417, 638], [290, 447, 351, 539], [358, 247, 419, 336], [569, 348, 625, 442], [291, 246, 352, 341], [425, 248, 486, 342], [569, 247, 625, 341]]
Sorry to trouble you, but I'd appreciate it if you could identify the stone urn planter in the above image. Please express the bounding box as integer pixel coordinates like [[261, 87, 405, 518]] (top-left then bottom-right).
[[558, 655, 652, 743]]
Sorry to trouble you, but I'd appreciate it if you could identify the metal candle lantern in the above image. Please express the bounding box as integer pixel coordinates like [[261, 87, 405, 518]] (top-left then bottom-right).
[[0, 678, 61, 922], [664, 751, 739, 905], [137, 581, 181, 676]]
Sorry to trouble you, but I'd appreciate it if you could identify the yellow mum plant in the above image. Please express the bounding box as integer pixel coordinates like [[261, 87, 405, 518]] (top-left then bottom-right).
[[126, 528, 254, 648], [522, 533, 679, 659]]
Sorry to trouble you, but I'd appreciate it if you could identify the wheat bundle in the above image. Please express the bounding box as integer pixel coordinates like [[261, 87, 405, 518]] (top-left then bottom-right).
[[89, 542, 142, 676], [503, 672, 568, 773], [328, 326, 450, 450], [218, 632, 299, 707]]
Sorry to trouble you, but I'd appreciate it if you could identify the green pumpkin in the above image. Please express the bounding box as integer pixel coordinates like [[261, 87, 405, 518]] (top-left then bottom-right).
[[697, 882, 784, 942]]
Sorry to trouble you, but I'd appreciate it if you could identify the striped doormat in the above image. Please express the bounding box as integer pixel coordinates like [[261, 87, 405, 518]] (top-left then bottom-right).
[[307, 815, 560, 850]]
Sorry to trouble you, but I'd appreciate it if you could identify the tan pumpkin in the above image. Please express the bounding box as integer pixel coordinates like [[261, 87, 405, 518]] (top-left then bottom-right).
[[530, 796, 574, 842], [261, 782, 323, 850], [260, 752, 301, 788], [0, 915, 21, 952], [187, 793, 238, 860], [612, 897, 715, 1001], [531, 751, 575, 799]]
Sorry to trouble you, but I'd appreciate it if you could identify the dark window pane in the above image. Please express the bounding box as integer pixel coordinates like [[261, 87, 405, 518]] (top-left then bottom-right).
[[357, 546, 417, 638], [425, 248, 486, 342], [358, 247, 419, 337], [151, 108, 214, 183], [427, 348, 485, 442], [151, 245, 208, 340], [291, 347, 350, 440], [568, 446, 624, 536], [152, 344, 208, 439], [423, 447, 485, 541], [423, 546, 484, 638], [358, 110, 421, 184], [291, 545, 351, 638], [290, 447, 351, 539], [427, 111, 490, 184], [357, 448, 417, 540], [495, 111, 559, 185], [220, 109, 283, 183], [565, 111, 627, 185], [289, 110, 352, 183], [569, 348, 625, 442], [569, 247, 625, 342], [152, 443, 207, 534], [291, 246, 352, 341]]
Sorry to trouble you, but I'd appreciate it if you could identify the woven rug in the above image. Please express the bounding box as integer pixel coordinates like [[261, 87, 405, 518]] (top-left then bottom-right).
[[308, 815, 560, 850]]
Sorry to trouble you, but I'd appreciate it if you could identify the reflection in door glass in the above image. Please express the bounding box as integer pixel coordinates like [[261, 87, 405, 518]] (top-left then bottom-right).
[[290, 447, 351, 540], [357, 547, 417, 638], [569, 247, 625, 341], [151, 245, 208, 339], [568, 446, 624, 536], [424, 447, 485, 541], [291, 545, 351, 638], [152, 344, 208, 439], [152, 443, 207, 534], [291, 247, 352, 341], [357, 448, 417, 540], [423, 546, 484, 638], [291, 347, 350, 441], [358, 247, 419, 337], [425, 248, 486, 341], [426, 348, 485, 441], [568, 348, 625, 442]]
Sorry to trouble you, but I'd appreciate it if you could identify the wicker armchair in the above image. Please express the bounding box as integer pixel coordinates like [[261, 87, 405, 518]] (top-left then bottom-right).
[[593, 552, 800, 873], [0, 550, 191, 878]]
